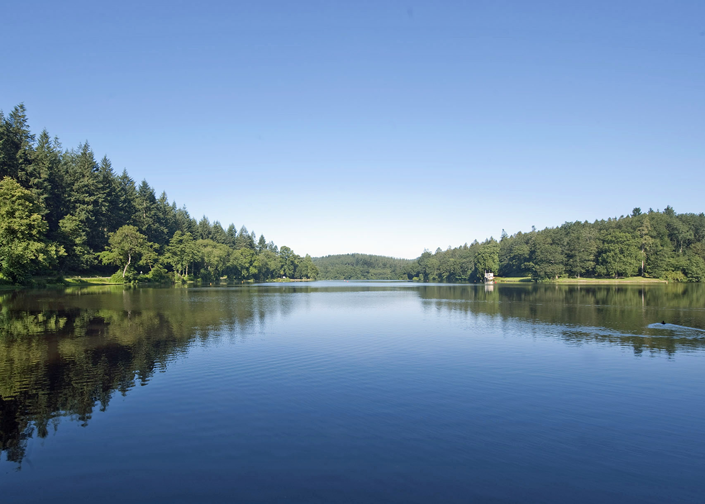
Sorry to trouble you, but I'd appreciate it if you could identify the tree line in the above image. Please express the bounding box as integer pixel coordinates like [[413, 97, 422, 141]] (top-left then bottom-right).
[[313, 253, 412, 280], [313, 206, 705, 283], [405, 207, 705, 282], [2, 103, 703, 284], [0, 104, 318, 284]]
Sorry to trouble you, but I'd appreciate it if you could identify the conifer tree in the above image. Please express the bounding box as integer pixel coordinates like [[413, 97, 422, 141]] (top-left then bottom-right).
[[0, 104, 35, 184], [30, 130, 64, 234], [225, 224, 238, 247]]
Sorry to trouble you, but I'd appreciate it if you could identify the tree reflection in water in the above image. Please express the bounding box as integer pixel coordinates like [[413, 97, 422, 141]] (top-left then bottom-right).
[[1, 283, 704, 466]]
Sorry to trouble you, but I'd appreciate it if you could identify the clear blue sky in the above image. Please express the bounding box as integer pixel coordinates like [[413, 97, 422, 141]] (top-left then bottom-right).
[[2, 1, 703, 258]]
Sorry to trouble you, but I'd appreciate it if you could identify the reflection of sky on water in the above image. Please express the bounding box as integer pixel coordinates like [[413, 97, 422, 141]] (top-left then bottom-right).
[[2, 283, 705, 504]]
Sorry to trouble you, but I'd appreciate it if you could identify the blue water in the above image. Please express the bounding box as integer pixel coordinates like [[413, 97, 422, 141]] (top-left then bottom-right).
[[1, 282, 704, 503]]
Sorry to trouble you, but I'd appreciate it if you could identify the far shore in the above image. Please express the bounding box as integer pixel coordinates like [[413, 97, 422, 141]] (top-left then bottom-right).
[[495, 276, 668, 284], [0, 275, 677, 290]]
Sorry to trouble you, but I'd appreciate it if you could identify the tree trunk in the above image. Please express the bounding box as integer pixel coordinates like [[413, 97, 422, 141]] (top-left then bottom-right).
[[123, 253, 131, 278]]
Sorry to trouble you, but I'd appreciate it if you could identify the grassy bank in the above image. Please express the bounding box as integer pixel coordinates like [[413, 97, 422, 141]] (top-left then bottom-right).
[[64, 276, 113, 285], [495, 276, 668, 284], [553, 277, 668, 284], [494, 277, 532, 283]]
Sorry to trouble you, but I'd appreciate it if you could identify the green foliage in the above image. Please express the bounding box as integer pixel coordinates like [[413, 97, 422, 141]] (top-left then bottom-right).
[[278, 246, 299, 278], [499, 232, 531, 277], [684, 254, 705, 282], [109, 271, 126, 284], [196, 239, 231, 282], [298, 254, 319, 280], [0, 104, 34, 183], [99, 225, 153, 278], [146, 264, 169, 283], [0, 104, 313, 284], [407, 239, 502, 283], [0, 177, 63, 283], [164, 231, 199, 279], [595, 230, 641, 278], [313, 254, 412, 280], [473, 239, 500, 281], [405, 209, 705, 283], [565, 223, 597, 278], [526, 230, 565, 281], [2, 104, 705, 284], [229, 247, 258, 281], [234, 226, 256, 250], [256, 249, 281, 281]]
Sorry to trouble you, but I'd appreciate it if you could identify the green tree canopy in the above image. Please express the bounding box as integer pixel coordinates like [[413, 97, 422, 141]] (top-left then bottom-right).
[[99, 225, 153, 278], [595, 230, 641, 278], [0, 177, 62, 282], [196, 239, 231, 282], [164, 231, 200, 279]]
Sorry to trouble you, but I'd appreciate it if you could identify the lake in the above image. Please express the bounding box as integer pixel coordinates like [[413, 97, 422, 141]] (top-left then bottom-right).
[[1, 282, 705, 503]]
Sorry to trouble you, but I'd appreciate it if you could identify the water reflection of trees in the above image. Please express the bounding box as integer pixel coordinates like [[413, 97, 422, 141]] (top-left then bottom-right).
[[417, 283, 705, 355], [0, 286, 290, 467], [2, 283, 704, 466]]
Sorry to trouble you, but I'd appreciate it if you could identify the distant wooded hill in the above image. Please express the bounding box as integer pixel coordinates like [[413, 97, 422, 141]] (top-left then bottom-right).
[[313, 254, 412, 280], [317, 206, 705, 283], [403, 208, 705, 283]]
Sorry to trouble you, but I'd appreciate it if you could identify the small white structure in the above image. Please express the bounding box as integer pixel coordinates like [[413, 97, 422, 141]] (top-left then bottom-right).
[[484, 272, 494, 283]]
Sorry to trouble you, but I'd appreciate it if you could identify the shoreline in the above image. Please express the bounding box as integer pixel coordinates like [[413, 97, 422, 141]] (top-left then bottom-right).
[[0, 276, 677, 290], [495, 276, 668, 284]]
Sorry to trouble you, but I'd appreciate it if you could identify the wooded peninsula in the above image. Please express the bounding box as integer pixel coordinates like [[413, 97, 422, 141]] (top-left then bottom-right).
[[2, 104, 704, 285]]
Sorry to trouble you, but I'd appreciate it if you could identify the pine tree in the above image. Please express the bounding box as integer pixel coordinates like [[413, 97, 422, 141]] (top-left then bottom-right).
[[225, 224, 238, 247], [30, 130, 64, 234], [0, 104, 35, 184], [115, 169, 138, 229], [211, 221, 228, 244], [257, 234, 267, 254], [197, 216, 212, 240], [134, 180, 167, 245]]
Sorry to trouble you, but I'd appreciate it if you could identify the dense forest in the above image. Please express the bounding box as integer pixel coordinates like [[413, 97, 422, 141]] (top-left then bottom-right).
[[313, 254, 412, 280], [316, 208, 705, 283], [0, 104, 318, 284], [2, 103, 703, 285], [403, 207, 705, 283]]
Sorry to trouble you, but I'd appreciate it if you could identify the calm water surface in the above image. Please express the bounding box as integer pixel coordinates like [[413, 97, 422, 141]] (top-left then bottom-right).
[[1, 282, 705, 503]]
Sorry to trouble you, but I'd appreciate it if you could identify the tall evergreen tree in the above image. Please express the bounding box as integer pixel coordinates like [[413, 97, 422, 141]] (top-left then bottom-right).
[[235, 226, 255, 250], [257, 234, 267, 254], [0, 104, 35, 184], [30, 130, 64, 233], [211, 221, 228, 244], [115, 169, 138, 228], [134, 180, 167, 246], [197, 216, 213, 241], [225, 224, 238, 247]]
